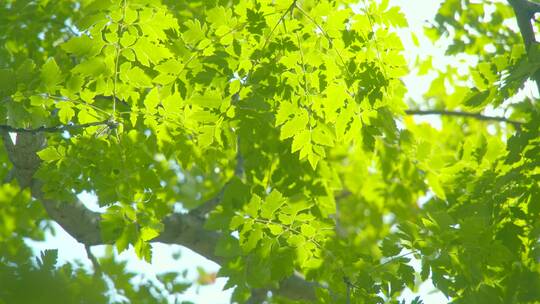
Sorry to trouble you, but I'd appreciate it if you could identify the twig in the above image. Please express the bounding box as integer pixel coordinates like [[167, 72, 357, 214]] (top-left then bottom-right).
[[261, 0, 297, 52], [405, 109, 523, 128], [112, 0, 128, 117], [85, 244, 102, 277], [371, 250, 417, 272]]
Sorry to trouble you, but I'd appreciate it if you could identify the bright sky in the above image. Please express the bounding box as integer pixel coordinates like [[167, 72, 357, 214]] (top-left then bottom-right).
[[26, 1, 456, 303]]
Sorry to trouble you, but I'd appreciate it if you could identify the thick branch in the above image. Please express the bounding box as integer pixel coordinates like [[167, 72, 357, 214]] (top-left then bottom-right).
[[508, 0, 540, 92], [509, 0, 538, 47], [1, 131, 317, 302], [405, 109, 523, 128]]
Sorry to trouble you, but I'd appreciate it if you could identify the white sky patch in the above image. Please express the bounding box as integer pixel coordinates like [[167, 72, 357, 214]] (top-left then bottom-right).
[[8, 132, 17, 144], [78, 191, 107, 213]]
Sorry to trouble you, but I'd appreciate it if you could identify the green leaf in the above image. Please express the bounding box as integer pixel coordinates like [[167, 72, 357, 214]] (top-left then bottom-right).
[[267, 224, 283, 235], [61, 35, 103, 57], [278, 213, 293, 225], [246, 195, 262, 218], [182, 20, 205, 45], [229, 215, 245, 230], [427, 172, 446, 200], [122, 7, 137, 24], [133, 39, 172, 66], [280, 110, 309, 140], [381, 237, 402, 257], [134, 239, 152, 262], [276, 101, 296, 126], [215, 235, 241, 257], [0, 69, 16, 94], [140, 226, 161, 241], [283, 200, 313, 217], [242, 225, 263, 253], [312, 126, 334, 146], [120, 32, 137, 48], [191, 94, 222, 109], [260, 190, 285, 219], [72, 57, 108, 77], [144, 88, 160, 112], [300, 224, 316, 238], [40, 58, 62, 91], [37, 147, 63, 162], [386, 7, 407, 26], [291, 130, 311, 154], [116, 223, 138, 253], [37, 249, 58, 271], [101, 210, 125, 243], [463, 89, 490, 109], [206, 7, 231, 28], [287, 234, 305, 247], [125, 67, 152, 88], [398, 263, 416, 288], [56, 102, 75, 124]]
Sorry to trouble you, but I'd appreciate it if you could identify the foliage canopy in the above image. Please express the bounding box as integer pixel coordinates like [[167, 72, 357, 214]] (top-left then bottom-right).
[[0, 0, 539, 303]]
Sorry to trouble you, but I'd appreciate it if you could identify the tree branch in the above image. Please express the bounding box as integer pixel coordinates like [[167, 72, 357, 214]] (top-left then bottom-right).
[[507, 0, 540, 93], [0, 108, 522, 137], [405, 109, 523, 128], [85, 244, 102, 277], [0, 131, 317, 302], [0, 119, 117, 134]]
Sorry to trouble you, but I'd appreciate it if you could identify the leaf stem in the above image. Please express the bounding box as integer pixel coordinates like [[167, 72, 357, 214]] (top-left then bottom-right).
[[261, 0, 297, 52], [294, 4, 352, 82], [112, 0, 128, 118]]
